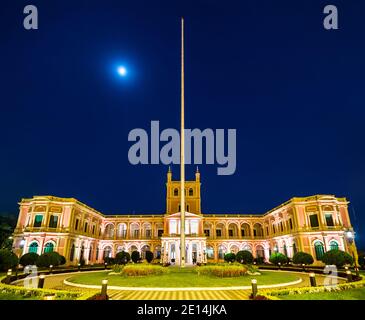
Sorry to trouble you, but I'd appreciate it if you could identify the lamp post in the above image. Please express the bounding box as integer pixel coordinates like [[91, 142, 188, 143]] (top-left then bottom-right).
[[104, 262, 108, 270], [38, 275, 45, 288], [49, 264, 53, 274], [345, 230, 359, 277], [5, 269, 12, 284], [101, 279, 108, 299], [251, 279, 258, 299], [309, 273, 317, 287], [78, 263, 81, 271], [346, 270, 353, 283]]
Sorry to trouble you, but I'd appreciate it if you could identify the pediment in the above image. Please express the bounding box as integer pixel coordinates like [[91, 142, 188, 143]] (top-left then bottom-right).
[[167, 211, 202, 219]]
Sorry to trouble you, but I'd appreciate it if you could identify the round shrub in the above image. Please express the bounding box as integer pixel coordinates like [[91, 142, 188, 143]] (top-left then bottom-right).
[[115, 251, 131, 265], [0, 249, 19, 271], [131, 251, 141, 263], [292, 252, 314, 266], [322, 250, 353, 267], [59, 255, 66, 266], [224, 252, 236, 263], [145, 251, 154, 263], [19, 252, 39, 267], [254, 257, 265, 265], [269, 252, 288, 266], [36, 252, 62, 268], [236, 250, 254, 264]]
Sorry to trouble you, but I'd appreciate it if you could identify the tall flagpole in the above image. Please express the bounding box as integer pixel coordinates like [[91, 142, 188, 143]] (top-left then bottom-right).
[[180, 17, 186, 267]]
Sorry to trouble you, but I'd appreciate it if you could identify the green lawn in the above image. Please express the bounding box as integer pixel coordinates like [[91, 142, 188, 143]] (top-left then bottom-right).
[[67, 268, 300, 288], [279, 286, 365, 300]]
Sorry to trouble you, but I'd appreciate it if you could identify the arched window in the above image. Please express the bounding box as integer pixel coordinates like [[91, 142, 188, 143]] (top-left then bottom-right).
[[283, 244, 288, 257], [70, 244, 75, 261], [43, 242, 54, 253], [218, 246, 226, 259], [89, 246, 93, 261], [292, 243, 297, 255], [329, 240, 339, 251], [189, 188, 193, 196], [29, 242, 38, 254], [103, 246, 112, 258], [314, 241, 325, 260], [174, 188, 179, 196]]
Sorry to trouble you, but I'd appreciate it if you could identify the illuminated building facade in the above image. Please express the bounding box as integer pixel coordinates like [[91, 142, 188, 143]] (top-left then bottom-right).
[[11, 168, 357, 266]]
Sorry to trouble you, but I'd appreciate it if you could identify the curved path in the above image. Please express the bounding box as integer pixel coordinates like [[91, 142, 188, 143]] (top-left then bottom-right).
[[12, 270, 346, 300]]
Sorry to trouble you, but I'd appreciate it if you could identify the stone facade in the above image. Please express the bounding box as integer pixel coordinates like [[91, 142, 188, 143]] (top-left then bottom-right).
[[12, 169, 357, 266]]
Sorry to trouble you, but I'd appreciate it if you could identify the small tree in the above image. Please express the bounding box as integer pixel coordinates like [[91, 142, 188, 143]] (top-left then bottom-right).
[[236, 250, 254, 264], [145, 251, 154, 263], [224, 252, 236, 263], [269, 252, 288, 266], [358, 253, 365, 269], [292, 252, 314, 266], [19, 252, 39, 266], [115, 251, 131, 265], [104, 257, 115, 265], [322, 250, 353, 268], [131, 251, 140, 263], [0, 249, 19, 271], [36, 252, 62, 268]]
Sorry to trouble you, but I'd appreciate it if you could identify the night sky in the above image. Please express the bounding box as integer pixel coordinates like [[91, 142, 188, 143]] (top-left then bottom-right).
[[1, 1, 364, 248]]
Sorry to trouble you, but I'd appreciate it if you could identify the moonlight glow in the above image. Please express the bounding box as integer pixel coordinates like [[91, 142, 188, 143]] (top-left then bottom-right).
[[117, 66, 127, 76]]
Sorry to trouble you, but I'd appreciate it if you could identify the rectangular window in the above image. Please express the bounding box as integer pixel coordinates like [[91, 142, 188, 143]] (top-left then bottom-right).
[[273, 225, 276, 233], [75, 219, 79, 230], [253, 229, 257, 237], [289, 218, 293, 230], [309, 214, 319, 228], [280, 222, 283, 232], [266, 227, 269, 235], [48, 215, 58, 228], [325, 214, 334, 226], [158, 229, 163, 237], [241, 229, 245, 237], [146, 229, 151, 238], [34, 215, 43, 227], [228, 229, 233, 237], [133, 230, 139, 238], [84, 223, 88, 233], [204, 229, 210, 237], [92, 225, 95, 234], [216, 229, 222, 237]]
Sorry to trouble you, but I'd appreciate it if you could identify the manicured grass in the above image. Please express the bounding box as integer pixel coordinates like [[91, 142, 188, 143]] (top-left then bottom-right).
[[67, 267, 300, 288], [280, 286, 365, 300]]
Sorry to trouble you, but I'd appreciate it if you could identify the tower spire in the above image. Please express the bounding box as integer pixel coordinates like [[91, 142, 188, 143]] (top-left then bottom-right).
[[180, 17, 186, 268]]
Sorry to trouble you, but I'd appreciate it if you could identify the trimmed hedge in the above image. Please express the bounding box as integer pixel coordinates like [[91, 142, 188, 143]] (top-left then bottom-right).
[[121, 264, 168, 276], [0, 276, 96, 300], [197, 264, 247, 277], [224, 253, 236, 263], [321, 250, 353, 267], [19, 252, 39, 267], [261, 277, 365, 300]]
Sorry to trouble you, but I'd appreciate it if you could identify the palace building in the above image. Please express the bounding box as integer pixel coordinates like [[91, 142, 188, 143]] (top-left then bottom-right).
[[11, 20, 358, 267], [12, 168, 357, 266]]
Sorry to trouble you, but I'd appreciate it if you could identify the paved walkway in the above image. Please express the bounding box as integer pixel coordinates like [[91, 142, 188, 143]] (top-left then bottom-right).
[[12, 270, 346, 300]]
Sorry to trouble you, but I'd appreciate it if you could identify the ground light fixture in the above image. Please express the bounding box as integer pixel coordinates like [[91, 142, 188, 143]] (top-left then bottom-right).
[[346, 270, 353, 282], [251, 279, 258, 299], [38, 275, 45, 288], [309, 273, 317, 287], [101, 279, 108, 299]]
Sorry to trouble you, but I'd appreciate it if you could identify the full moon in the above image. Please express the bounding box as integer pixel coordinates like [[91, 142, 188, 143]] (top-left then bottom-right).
[[117, 66, 127, 76]]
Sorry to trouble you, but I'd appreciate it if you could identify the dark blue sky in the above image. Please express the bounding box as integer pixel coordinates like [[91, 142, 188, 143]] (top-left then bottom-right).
[[1, 1, 364, 248]]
